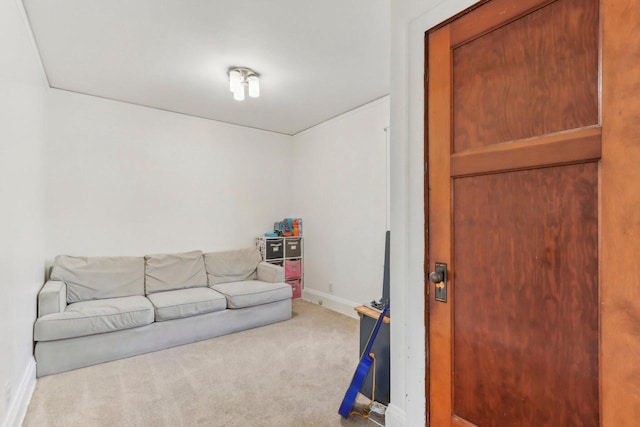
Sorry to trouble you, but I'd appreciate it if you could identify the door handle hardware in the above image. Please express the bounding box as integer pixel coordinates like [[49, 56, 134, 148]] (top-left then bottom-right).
[[429, 270, 444, 284], [430, 262, 448, 303]]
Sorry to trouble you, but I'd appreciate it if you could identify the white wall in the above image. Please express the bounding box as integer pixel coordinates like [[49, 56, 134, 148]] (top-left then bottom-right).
[[387, 1, 479, 426], [0, 1, 47, 426], [45, 89, 292, 262], [291, 97, 389, 317]]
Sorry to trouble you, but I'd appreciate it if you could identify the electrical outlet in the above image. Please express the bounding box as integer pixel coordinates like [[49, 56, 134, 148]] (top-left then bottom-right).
[[328, 282, 334, 293], [5, 381, 12, 408]]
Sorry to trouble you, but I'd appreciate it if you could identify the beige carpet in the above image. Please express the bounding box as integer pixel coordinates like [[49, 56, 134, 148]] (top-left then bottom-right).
[[23, 300, 384, 427]]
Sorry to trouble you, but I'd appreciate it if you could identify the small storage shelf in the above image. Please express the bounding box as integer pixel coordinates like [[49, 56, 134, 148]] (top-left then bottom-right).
[[257, 236, 304, 299]]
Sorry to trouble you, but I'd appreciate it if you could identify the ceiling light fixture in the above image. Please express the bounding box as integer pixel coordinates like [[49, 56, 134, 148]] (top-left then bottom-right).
[[228, 67, 259, 101]]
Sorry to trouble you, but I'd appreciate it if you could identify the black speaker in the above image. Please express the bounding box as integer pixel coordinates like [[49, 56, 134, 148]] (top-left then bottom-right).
[[371, 230, 390, 314]]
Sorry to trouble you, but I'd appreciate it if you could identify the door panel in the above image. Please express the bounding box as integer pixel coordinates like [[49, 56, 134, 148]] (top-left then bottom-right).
[[453, 163, 599, 426], [452, 0, 599, 152], [426, 0, 601, 425]]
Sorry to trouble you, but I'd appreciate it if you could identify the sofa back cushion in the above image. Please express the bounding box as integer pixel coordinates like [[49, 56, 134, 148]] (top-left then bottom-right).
[[145, 250, 207, 294], [51, 255, 145, 304], [204, 247, 262, 286]]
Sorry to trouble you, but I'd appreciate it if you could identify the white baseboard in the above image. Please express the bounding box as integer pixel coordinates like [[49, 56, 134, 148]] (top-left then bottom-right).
[[385, 403, 407, 427], [302, 288, 360, 319], [2, 357, 36, 427]]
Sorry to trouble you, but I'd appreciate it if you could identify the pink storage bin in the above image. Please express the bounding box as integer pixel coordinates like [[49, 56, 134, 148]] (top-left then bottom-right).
[[286, 279, 302, 299], [285, 259, 302, 279]]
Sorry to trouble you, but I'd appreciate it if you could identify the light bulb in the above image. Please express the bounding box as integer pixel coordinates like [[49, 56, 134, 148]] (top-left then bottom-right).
[[233, 84, 245, 101], [248, 75, 260, 98], [229, 69, 241, 93]]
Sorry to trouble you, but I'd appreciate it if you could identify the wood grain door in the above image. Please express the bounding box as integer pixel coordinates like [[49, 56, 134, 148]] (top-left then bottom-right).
[[426, 0, 602, 425]]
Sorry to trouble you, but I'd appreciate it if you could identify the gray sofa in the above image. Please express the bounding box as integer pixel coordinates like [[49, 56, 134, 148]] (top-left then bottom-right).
[[34, 248, 292, 377]]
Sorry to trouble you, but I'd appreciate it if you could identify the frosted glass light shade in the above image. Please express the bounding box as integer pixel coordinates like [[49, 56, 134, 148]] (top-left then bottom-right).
[[233, 84, 245, 101], [248, 75, 260, 98], [229, 70, 241, 93], [228, 67, 259, 101]]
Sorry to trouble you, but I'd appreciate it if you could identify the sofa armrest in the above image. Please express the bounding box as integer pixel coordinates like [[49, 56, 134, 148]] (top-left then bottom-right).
[[38, 280, 67, 318], [257, 262, 284, 283]]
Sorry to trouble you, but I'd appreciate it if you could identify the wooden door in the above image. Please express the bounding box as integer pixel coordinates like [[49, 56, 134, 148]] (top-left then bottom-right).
[[426, 0, 603, 425]]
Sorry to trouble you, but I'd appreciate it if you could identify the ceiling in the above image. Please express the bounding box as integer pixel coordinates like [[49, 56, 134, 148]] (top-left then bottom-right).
[[23, 0, 390, 135]]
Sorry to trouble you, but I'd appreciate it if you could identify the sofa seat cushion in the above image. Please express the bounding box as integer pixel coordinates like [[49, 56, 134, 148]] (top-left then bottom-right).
[[147, 287, 227, 321], [35, 296, 154, 341], [212, 280, 292, 309]]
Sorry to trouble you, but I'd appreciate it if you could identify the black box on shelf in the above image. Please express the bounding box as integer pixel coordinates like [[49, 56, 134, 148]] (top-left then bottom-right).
[[265, 238, 284, 260], [285, 237, 302, 258]]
